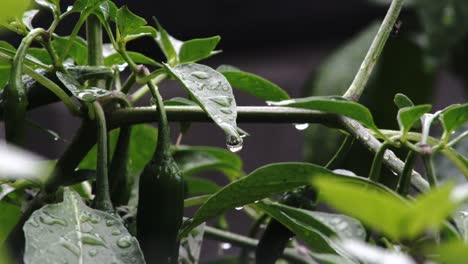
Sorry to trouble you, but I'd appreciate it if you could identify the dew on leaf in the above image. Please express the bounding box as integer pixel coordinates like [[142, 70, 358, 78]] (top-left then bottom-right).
[[116, 236, 132, 249], [191, 71, 210, 79], [209, 96, 233, 107], [39, 212, 67, 226]]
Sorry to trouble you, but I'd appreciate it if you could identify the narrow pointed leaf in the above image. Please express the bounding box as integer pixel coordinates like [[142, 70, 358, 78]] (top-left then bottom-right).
[[56, 72, 111, 102], [166, 63, 242, 144], [24, 189, 145, 263]]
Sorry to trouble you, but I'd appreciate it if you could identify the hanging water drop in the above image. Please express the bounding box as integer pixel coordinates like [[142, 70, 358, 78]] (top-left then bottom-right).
[[235, 206, 243, 211], [226, 135, 243, 153], [191, 71, 210, 79], [294, 123, 309, 130], [220, 242, 232, 250], [117, 236, 132, 249]]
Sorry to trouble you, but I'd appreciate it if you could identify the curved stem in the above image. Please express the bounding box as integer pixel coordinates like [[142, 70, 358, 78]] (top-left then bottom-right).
[[130, 73, 167, 103], [86, 14, 104, 88], [4, 28, 46, 145], [93, 102, 113, 212], [343, 0, 405, 101], [120, 72, 136, 94], [397, 151, 417, 196], [369, 141, 394, 182], [325, 135, 354, 169]]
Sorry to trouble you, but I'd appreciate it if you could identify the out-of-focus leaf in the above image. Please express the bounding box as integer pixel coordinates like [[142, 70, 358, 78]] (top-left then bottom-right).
[[35, 0, 59, 13], [397, 104, 432, 141], [53, 36, 88, 65], [23, 189, 145, 263], [184, 177, 220, 196], [314, 177, 460, 241], [166, 63, 243, 149], [22, 9, 38, 31], [416, 0, 468, 57], [218, 68, 290, 102], [0, 202, 21, 245], [0, 0, 31, 30], [80, 124, 157, 177], [339, 239, 416, 264], [0, 41, 15, 89], [430, 240, 468, 264], [179, 36, 221, 63]]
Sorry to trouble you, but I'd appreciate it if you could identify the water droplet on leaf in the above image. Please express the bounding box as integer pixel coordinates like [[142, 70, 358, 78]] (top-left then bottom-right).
[[39, 212, 67, 226], [117, 236, 132, 249], [77, 92, 96, 102], [210, 96, 233, 107], [191, 71, 210, 79], [88, 249, 98, 257], [294, 123, 309, 130], [226, 135, 243, 153], [111, 229, 122, 236]]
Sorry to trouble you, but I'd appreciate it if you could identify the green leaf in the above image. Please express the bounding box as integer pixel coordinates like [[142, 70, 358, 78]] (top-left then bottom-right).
[[80, 125, 157, 177], [314, 177, 459, 241], [397, 104, 432, 141], [69, 0, 104, 13], [181, 162, 386, 236], [23, 189, 145, 263], [0, 202, 21, 245], [165, 63, 243, 149], [173, 145, 243, 179], [179, 36, 221, 63], [219, 69, 290, 102], [394, 93, 415, 109], [0, 0, 31, 28], [0, 41, 13, 89], [27, 48, 52, 65], [35, 0, 59, 13], [104, 51, 159, 67], [184, 176, 220, 196], [416, 0, 468, 57], [155, 21, 179, 64], [56, 72, 111, 102], [116, 6, 147, 40], [254, 201, 348, 256], [430, 240, 468, 264], [440, 103, 468, 142], [53, 36, 88, 65], [269, 96, 380, 132], [164, 97, 198, 106]]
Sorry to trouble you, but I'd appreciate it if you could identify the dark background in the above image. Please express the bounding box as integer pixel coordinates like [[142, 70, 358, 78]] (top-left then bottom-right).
[[2, 0, 466, 262]]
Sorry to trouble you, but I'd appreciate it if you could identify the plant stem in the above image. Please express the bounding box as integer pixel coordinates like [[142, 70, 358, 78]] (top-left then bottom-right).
[[120, 72, 136, 94], [340, 118, 429, 192], [397, 151, 417, 196], [204, 225, 312, 264], [448, 130, 468, 147], [93, 102, 113, 212], [130, 73, 167, 103], [86, 14, 104, 87], [369, 141, 393, 182], [4, 28, 46, 145], [423, 155, 437, 187], [343, 0, 405, 101]]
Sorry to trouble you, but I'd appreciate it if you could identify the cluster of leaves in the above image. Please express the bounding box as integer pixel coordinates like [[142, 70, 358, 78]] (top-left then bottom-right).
[[0, 0, 466, 264]]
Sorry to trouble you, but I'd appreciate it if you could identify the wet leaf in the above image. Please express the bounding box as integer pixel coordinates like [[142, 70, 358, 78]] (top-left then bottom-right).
[[440, 103, 468, 142], [35, 0, 59, 13], [178, 223, 205, 264], [166, 63, 242, 149], [53, 36, 88, 65], [339, 239, 416, 264], [22, 9, 38, 31], [56, 72, 111, 102], [23, 189, 145, 264]]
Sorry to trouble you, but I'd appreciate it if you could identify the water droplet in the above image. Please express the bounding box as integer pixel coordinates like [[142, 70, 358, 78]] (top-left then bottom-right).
[[149, 98, 157, 106], [197, 83, 205, 90], [226, 135, 243, 153], [294, 123, 309, 130], [112, 229, 122, 236], [117, 236, 132, 249], [90, 216, 100, 224], [60, 238, 80, 256], [383, 153, 390, 160], [266, 101, 273, 106], [40, 212, 67, 226], [77, 92, 96, 102], [235, 206, 243, 211], [220, 242, 232, 250], [210, 96, 233, 107], [362, 135, 370, 141], [106, 219, 116, 227], [28, 218, 40, 227], [331, 217, 342, 225], [81, 233, 107, 247], [220, 108, 233, 114], [254, 200, 259, 204], [88, 249, 98, 257], [191, 71, 210, 79], [81, 222, 94, 233], [336, 221, 348, 230]]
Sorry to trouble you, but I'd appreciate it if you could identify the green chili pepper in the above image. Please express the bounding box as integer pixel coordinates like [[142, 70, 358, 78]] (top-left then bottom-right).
[[109, 125, 132, 205], [256, 186, 317, 264], [137, 78, 184, 264]]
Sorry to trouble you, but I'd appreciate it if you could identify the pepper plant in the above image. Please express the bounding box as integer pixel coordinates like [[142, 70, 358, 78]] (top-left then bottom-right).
[[0, 0, 467, 263]]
